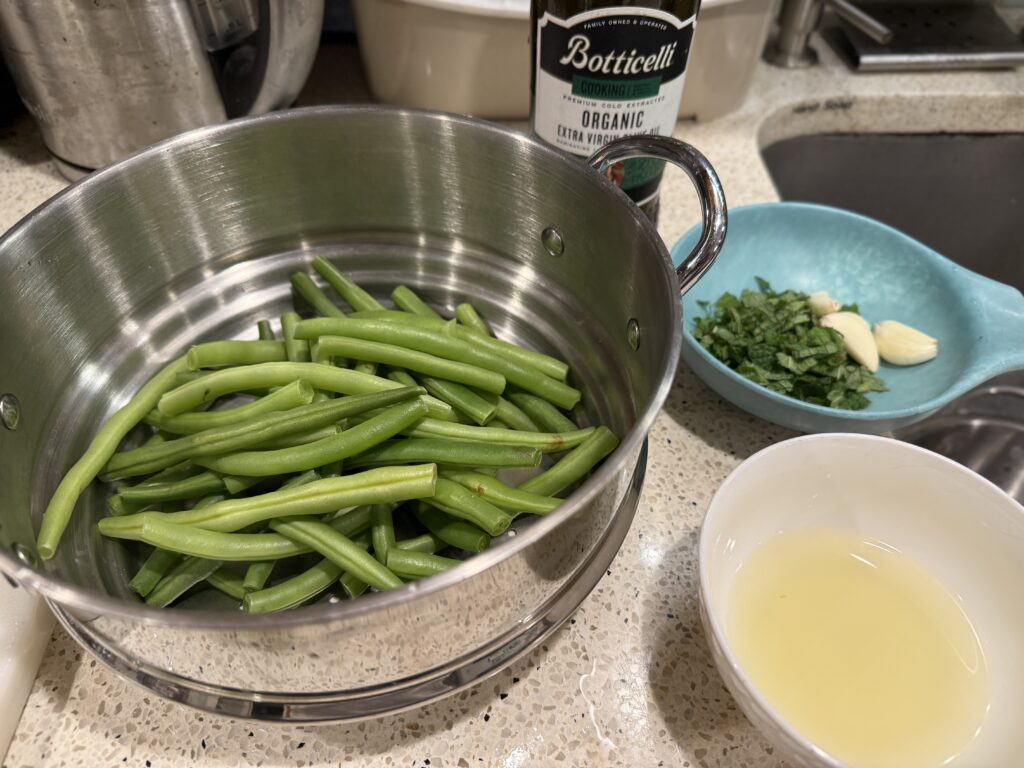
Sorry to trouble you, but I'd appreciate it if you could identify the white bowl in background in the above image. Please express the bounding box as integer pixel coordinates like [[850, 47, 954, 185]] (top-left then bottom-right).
[[350, 0, 777, 121], [699, 434, 1024, 767]]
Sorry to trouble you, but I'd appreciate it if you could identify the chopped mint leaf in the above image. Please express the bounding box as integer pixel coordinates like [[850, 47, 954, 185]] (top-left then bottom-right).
[[692, 281, 886, 411]]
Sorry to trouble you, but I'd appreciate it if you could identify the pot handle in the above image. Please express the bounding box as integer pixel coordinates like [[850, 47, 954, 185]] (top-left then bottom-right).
[[588, 135, 727, 296]]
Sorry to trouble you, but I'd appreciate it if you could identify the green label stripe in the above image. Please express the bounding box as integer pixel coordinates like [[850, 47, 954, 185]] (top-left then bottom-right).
[[571, 74, 661, 101], [622, 156, 664, 193]]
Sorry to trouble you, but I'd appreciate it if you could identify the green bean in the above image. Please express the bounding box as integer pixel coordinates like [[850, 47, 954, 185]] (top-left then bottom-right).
[[428, 478, 512, 536], [146, 556, 223, 608], [387, 370, 419, 388], [129, 548, 182, 597], [207, 568, 248, 600], [142, 460, 197, 485], [38, 355, 189, 559], [492, 396, 539, 431], [221, 475, 261, 495], [99, 465, 437, 537], [193, 493, 228, 509], [309, 341, 328, 364], [107, 389, 421, 479], [142, 431, 169, 447], [187, 340, 287, 370], [407, 418, 593, 452], [418, 377, 496, 425], [387, 549, 459, 579], [454, 303, 490, 336], [353, 362, 378, 375], [136, 522, 305, 560], [123, 496, 225, 573], [519, 426, 619, 497], [396, 532, 445, 554], [144, 380, 314, 435], [339, 570, 367, 600], [257, 320, 275, 341], [242, 561, 276, 591], [242, 530, 373, 612], [247, 559, 344, 612], [338, 524, 438, 597], [313, 256, 384, 312], [196, 399, 428, 476], [174, 370, 212, 387], [108, 495, 149, 517], [332, 531, 446, 605], [507, 391, 579, 433], [390, 370, 485, 424], [316, 336, 506, 395], [156, 361, 452, 420], [291, 272, 344, 317], [114, 471, 227, 503], [281, 312, 311, 363], [413, 504, 490, 553], [293, 318, 578, 408], [170, 371, 275, 397], [280, 469, 322, 490], [254, 424, 339, 450], [339, 312, 570, 383], [322, 503, 374, 534], [129, 502, 372, 560], [108, 460, 197, 515], [339, 517, 379, 539], [252, 528, 376, 614], [388, 370, 474, 424], [440, 469, 561, 515], [392, 285, 442, 318], [370, 503, 396, 565], [270, 516, 402, 590], [349, 439, 541, 469]]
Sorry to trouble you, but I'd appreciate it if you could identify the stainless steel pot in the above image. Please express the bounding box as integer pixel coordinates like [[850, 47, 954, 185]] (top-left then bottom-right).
[[0, 107, 725, 721], [0, 0, 324, 178]]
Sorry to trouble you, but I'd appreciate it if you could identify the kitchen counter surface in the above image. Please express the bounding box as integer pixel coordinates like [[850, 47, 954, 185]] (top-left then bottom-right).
[[5, 36, 1024, 768]]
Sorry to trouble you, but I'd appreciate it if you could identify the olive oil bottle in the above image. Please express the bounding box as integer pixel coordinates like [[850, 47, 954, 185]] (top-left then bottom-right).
[[530, 0, 701, 222]]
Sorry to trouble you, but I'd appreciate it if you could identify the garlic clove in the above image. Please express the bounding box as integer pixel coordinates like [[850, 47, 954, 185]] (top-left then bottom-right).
[[842, 311, 870, 333], [820, 312, 880, 372], [873, 320, 938, 366], [809, 291, 841, 317]]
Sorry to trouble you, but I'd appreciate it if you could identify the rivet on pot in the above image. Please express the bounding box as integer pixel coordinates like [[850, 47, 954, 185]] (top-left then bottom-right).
[[13, 542, 36, 567], [0, 393, 20, 430], [541, 226, 564, 257], [627, 319, 641, 350]]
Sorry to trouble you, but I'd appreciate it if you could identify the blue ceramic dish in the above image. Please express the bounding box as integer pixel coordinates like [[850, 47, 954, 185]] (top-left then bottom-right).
[[672, 202, 1024, 434]]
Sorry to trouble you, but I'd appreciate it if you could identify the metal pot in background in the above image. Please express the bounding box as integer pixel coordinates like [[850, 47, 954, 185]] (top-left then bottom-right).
[[0, 107, 725, 721], [0, 0, 324, 179]]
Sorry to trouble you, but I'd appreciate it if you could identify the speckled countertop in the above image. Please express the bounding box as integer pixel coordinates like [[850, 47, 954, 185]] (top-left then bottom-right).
[[5, 33, 1024, 768]]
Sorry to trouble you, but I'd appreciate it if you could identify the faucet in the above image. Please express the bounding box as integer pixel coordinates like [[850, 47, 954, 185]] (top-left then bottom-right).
[[765, 0, 893, 68]]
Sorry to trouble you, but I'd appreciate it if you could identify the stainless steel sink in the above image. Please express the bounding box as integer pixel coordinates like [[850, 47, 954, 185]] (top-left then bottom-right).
[[762, 133, 1024, 501], [762, 133, 1024, 291]]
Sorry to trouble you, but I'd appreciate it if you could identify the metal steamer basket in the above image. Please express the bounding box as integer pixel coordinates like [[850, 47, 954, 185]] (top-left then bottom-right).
[[0, 108, 726, 721]]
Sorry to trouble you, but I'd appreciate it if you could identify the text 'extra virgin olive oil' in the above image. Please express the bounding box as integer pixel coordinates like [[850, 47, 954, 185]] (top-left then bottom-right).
[[530, 0, 701, 223]]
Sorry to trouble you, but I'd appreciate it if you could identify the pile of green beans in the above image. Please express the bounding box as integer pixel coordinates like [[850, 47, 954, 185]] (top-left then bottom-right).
[[37, 259, 619, 612]]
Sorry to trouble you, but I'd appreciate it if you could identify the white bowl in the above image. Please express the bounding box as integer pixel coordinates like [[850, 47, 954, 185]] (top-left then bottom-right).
[[699, 434, 1024, 767]]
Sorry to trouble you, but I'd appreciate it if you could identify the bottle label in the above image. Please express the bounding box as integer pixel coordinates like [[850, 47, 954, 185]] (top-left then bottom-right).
[[534, 7, 695, 195]]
